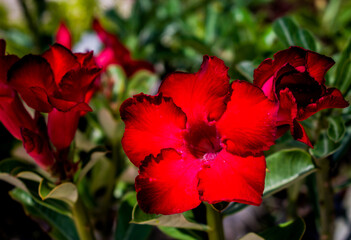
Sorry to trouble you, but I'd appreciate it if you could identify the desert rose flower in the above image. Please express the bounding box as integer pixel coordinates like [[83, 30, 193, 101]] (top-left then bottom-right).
[[120, 56, 278, 215], [93, 19, 154, 77], [7, 43, 101, 150], [56, 22, 72, 49], [254, 46, 349, 146], [0, 39, 54, 169]]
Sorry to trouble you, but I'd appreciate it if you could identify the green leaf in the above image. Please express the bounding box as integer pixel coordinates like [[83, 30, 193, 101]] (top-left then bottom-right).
[[0, 158, 35, 175], [39, 180, 78, 206], [240, 233, 264, 240], [334, 38, 351, 93], [10, 188, 78, 240], [158, 227, 199, 240], [127, 70, 159, 97], [236, 61, 254, 82], [131, 204, 209, 231], [273, 17, 298, 47], [327, 116, 346, 142], [273, 17, 316, 50], [258, 217, 306, 240], [0, 173, 29, 192], [310, 130, 342, 158], [107, 65, 127, 101], [264, 149, 316, 196], [115, 192, 153, 240]]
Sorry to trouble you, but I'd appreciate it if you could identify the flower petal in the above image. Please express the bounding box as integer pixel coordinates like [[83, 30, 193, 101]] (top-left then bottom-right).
[[7, 55, 56, 112], [120, 93, 186, 167], [56, 22, 72, 50], [136, 149, 202, 214], [216, 81, 277, 156], [306, 51, 334, 85], [0, 39, 5, 56], [21, 128, 55, 169], [159, 56, 230, 123], [42, 43, 79, 84], [277, 88, 297, 126], [0, 54, 19, 84], [297, 88, 349, 121], [47, 104, 89, 150], [198, 149, 266, 206], [290, 120, 312, 148]]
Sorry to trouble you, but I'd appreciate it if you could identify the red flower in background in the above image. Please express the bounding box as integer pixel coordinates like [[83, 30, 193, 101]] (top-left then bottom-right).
[[120, 56, 277, 215], [92, 19, 154, 77], [0, 39, 54, 169], [7, 43, 100, 150], [254, 47, 349, 146], [56, 22, 72, 49]]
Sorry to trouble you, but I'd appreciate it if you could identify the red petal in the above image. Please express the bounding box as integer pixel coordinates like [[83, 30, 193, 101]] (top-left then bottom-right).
[[277, 88, 297, 126], [21, 128, 55, 169], [198, 149, 266, 206], [306, 51, 334, 85], [136, 149, 201, 214], [75, 51, 97, 67], [95, 48, 116, 69], [159, 56, 230, 123], [297, 88, 349, 121], [0, 39, 5, 56], [216, 81, 277, 156], [0, 95, 37, 140], [42, 44, 79, 84], [290, 120, 313, 148], [58, 68, 101, 102], [254, 47, 306, 89], [120, 93, 186, 167], [49, 96, 92, 112], [56, 22, 72, 50], [7, 55, 56, 112], [48, 105, 87, 150]]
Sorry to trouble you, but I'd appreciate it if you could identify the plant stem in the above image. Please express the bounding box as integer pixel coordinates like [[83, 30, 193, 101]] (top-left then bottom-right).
[[72, 196, 95, 240], [315, 157, 334, 240], [206, 203, 225, 240]]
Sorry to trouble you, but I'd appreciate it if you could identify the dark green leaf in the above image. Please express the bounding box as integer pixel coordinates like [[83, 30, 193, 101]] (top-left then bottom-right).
[[293, 29, 316, 51], [10, 188, 78, 240], [334, 38, 351, 93], [258, 217, 306, 240], [327, 116, 346, 142], [310, 130, 342, 158], [273, 17, 298, 47]]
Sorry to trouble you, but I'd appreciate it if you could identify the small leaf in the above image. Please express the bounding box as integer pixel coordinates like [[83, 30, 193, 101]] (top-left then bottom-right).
[[310, 130, 342, 158], [0, 173, 29, 192], [0, 158, 35, 174], [258, 217, 306, 240], [240, 233, 264, 240], [17, 171, 43, 182], [264, 149, 316, 196], [39, 180, 78, 206], [127, 70, 159, 97], [158, 227, 199, 240], [327, 116, 346, 142], [131, 204, 209, 231], [107, 65, 127, 101]]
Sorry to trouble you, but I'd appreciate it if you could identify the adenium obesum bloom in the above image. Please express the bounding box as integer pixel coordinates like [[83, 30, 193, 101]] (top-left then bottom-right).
[[120, 56, 278, 215], [254, 46, 349, 146], [56, 22, 72, 50], [7, 43, 100, 151], [0, 39, 54, 169], [92, 19, 154, 77]]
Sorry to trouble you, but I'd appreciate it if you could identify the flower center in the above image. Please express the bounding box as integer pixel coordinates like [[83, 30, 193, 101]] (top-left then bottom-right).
[[184, 121, 222, 160]]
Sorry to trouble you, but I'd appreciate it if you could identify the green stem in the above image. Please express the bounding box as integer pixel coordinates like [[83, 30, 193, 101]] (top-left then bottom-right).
[[315, 157, 334, 240], [72, 197, 95, 240], [206, 203, 225, 240]]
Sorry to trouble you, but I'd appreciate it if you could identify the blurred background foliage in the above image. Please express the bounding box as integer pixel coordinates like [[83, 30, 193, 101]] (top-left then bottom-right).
[[1, 0, 351, 239]]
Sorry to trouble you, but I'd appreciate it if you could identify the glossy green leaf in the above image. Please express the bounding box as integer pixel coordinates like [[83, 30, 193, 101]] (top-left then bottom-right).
[[327, 116, 346, 142], [334, 38, 351, 93], [39, 180, 78, 206], [310, 130, 342, 159], [115, 192, 153, 240], [293, 29, 316, 51], [158, 227, 199, 240], [258, 217, 306, 240], [273, 17, 298, 47], [127, 70, 159, 97], [10, 188, 78, 240], [131, 204, 209, 231], [0, 158, 35, 175], [107, 65, 127, 101], [264, 149, 316, 196]]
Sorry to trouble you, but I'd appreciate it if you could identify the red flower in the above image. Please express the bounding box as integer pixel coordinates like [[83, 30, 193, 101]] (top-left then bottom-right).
[[92, 19, 154, 77], [0, 39, 54, 169], [56, 22, 72, 49], [254, 47, 349, 146], [120, 56, 277, 215], [7, 43, 101, 150]]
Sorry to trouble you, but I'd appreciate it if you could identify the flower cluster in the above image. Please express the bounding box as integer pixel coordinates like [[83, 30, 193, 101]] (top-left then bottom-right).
[[120, 48, 349, 215], [0, 39, 100, 176]]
